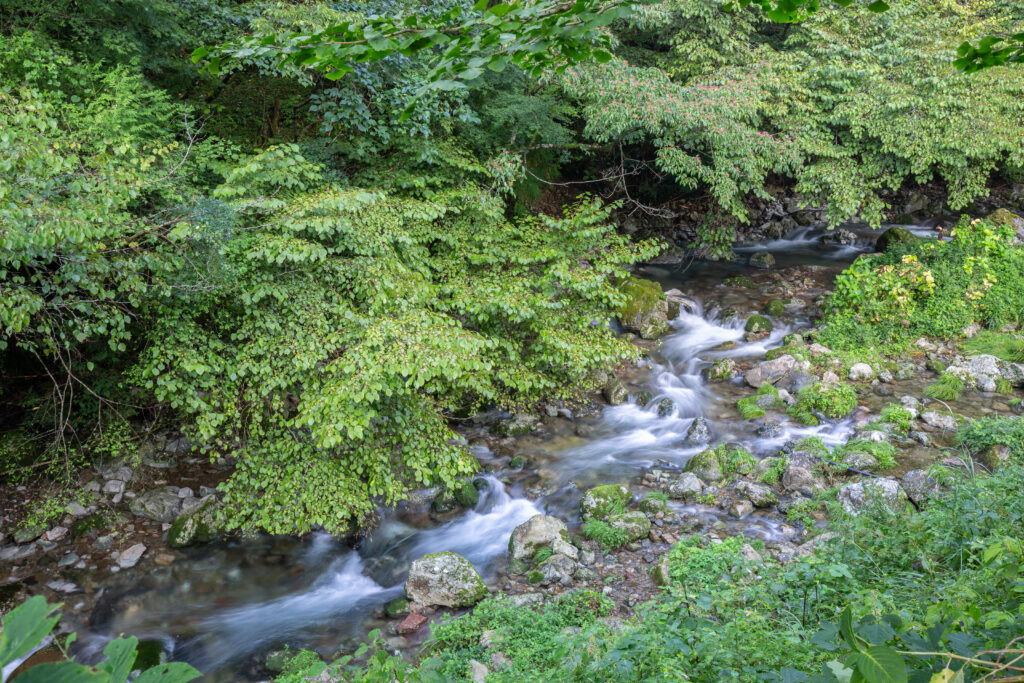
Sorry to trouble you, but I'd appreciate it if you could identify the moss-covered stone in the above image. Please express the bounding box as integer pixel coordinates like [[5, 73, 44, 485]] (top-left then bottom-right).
[[580, 484, 633, 521], [723, 276, 757, 289], [602, 377, 629, 405], [707, 358, 738, 382], [684, 448, 725, 483], [71, 513, 108, 538], [454, 480, 479, 508], [616, 277, 669, 339], [167, 498, 219, 548], [608, 511, 651, 542], [745, 314, 773, 334], [749, 252, 775, 269], [508, 455, 527, 470], [875, 225, 922, 252], [764, 300, 785, 317], [385, 597, 409, 617]]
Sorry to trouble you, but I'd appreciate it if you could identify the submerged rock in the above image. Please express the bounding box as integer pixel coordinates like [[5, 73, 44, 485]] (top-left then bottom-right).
[[875, 225, 922, 252], [749, 252, 775, 269], [405, 552, 487, 608]]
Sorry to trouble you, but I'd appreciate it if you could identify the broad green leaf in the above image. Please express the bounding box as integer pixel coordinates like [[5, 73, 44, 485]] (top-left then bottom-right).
[[0, 596, 60, 669], [855, 646, 907, 683]]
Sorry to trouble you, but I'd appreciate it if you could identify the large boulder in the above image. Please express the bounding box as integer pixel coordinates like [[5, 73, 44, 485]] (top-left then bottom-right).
[[735, 481, 777, 508], [508, 515, 575, 562], [167, 496, 220, 548], [946, 355, 1024, 392], [664, 288, 699, 319], [683, 448, 724, 484], [616, 277, 669, 339], [837, 478, 908, 515], [580, 484, 632, 521], [405, 552, 488, 608], [901, 469, 940, 505], [129, 487, 184, 522], [744, 355, 799, 388], [875, 226, 922, 253]]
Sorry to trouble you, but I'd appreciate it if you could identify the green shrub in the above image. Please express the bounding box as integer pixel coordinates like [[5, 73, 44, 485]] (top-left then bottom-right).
[[758, 456, 790, 485], [957, 417, 1024, 460], [879, 403, 914, 433]]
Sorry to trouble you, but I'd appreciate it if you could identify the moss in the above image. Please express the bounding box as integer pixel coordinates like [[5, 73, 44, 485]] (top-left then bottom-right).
[[836, 440, 898, 469], [454, 480, 479, 508], [737, 396, 766, 420], [71, 513, 109, 538], [508, 455, 527, 469], [924, 372, 964, 401], [707, 358, 738, 382], [724, 276, 757, 289], [533, 546, 554, 565], [385, 597, 409, 617], [765, 300, 785, 317], [875, 225, 922, 252], [880, 404, 913, 433], [744, 314, 773, 334], [167, 499, 218, 548], [526, 569, 544, 584], [616, 277, 668, 339]]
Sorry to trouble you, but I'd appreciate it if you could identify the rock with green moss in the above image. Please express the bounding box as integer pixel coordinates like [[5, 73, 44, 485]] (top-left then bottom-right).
[[580, 484, 632, 520], [385, 597, 409, 617], [602, 377, 629, 405], [638, 495, 670, 515], [167, 496, 219, 548], [616, 277, 669, 339], [707, 358, 738, 382], [608, 511, 651, 542], [405, 551, 488, 608], [508, 514, 576, 562], [764, 300, 785, 317], [724, 276, 757, 289], [744, 314, 773, 335], [684, 448, 725, 483], [749, 252, 775, 269], [454, 480, 480, 508], [493, 413, 539, 437], [987, 208, 1024, 244], [875, 225, 922, 252], [651, 556, 673, 586]]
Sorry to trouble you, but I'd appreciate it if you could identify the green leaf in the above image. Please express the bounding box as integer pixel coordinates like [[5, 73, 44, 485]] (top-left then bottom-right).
[[855, 646, 907, 683], [97, 637, 137, 682], [0, 596, 60, 669], [5, 661, 106, 683], [866, 0, 889, 12]]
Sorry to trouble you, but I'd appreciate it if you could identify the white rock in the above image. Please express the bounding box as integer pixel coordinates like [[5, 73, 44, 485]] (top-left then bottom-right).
[[921, 411, 957, 431], [102, 479, 126, 494], [117, 543, 147, 568], [44, 526, 69, 542], [848, 363, 875, 381], [177, 487, 194, 498], [837, 479, 908, 515]]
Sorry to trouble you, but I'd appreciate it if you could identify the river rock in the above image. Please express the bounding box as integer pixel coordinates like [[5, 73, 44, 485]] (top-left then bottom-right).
[[782, 465, 821, 495], [656, 398, 675, 417], [602, 377, 629, 405], [837, 478, 908, 515], [95, 459, 135, 483], [987, 208, 1024, 244], [44, 526, 68, 542], [947, 355, 1024, 391], [875, 225, 922, 252], [130, 486, 184, 522], [821, 228, 858, 245], [580, 484, 632, 520], [749, 252, 775, 269], [469, 660, 490, 683], [735, 481, 777, 508], [744, 355, 798, 388], [667, 472, 704, 500], [535, 553, 578, 586], [901, 469, 940, 505], [683, 448, 724, 484], [920, 411, 957, 431], [729, 500, 755, 518], [493, 413, 539, 437], [117, 543, 147, 568], [684, 417, 712, 445], [405, 552, 487, 608], [608, 511, 651, 542], [848, 363, 875, 381], [616, 277, 669, 339], [664, 288, 698, 319], [397, 613, 429, 634], [707, 358, 738, 382], [508, 515, 576, 562], [167, 496, 220, 548]]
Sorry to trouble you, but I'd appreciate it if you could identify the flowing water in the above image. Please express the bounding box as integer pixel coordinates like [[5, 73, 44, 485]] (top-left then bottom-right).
[[65, 225, 924, 679]]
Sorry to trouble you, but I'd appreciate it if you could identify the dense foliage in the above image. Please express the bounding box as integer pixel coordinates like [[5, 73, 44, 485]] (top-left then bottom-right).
[[820, 217, 1024, 349]]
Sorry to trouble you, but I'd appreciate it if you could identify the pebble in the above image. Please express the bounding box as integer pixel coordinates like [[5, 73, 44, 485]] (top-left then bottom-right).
[[44, 526, 68, 542], [102, 479, 126, 494], [65, 503, 88, 516], [58, 553, 79, 567], [178, 487, 194, 498]]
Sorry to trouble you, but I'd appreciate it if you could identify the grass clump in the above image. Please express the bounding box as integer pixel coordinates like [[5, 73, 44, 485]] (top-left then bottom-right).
[[924, 371, 965, 401], [834, 439, 898, 470], [758, 456, 789, 485], [532, 546, 553, 565], [787, 382, 858, 425], [582, 518, 630, 549], [879, 403, 914, 433], [961, 330, 1024, 363], [737, 383, 783, 421]]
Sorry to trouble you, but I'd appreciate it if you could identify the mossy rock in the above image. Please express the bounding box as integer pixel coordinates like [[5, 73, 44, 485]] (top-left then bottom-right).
[[385, 597, 409, 617], [494, 413, 539, 436], [71, 513, 109, 538], [133, 640, 169, 671], [580, 484, 633, 521], [744, 314, 773, 334], [405, 551, 488, 608], [608, 511, 651, 542], [724, 276, 757, 289], [508, 455, 527, 470], [683, 448, 725, 483], [707, 358, 738, 382], [602, 377, 629, 405], [749, 252, 776, 269], [454, 480, 479, 508], [167, 498, 219, 548], [764, 300, 785, 317], [616, 277, 669, 339], [875, 225, 922, 253], [638, 495, 669, 515]]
